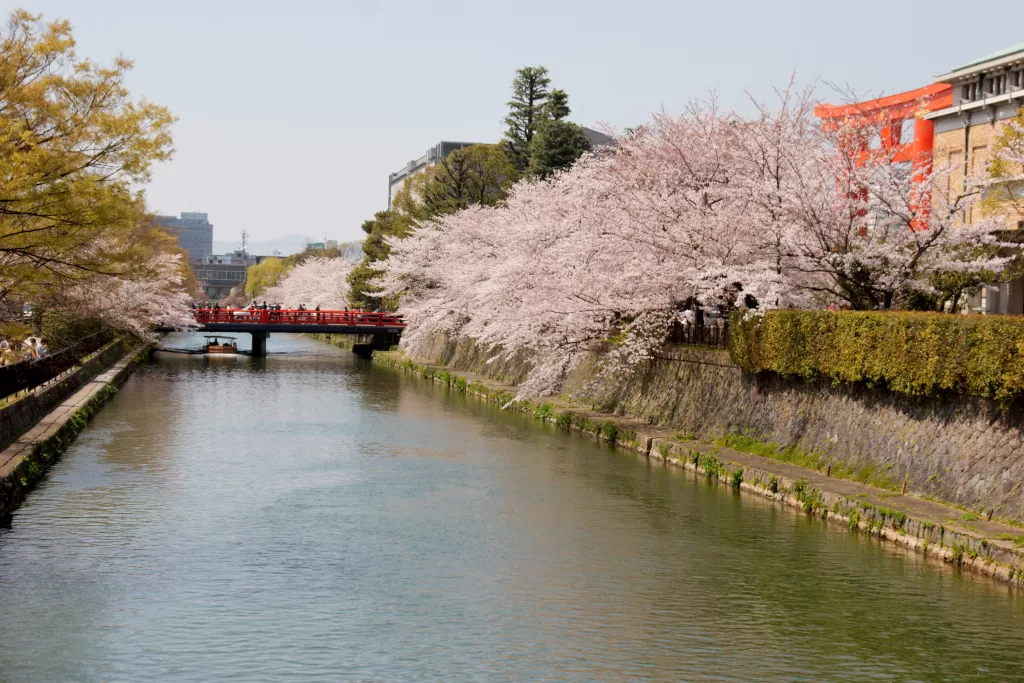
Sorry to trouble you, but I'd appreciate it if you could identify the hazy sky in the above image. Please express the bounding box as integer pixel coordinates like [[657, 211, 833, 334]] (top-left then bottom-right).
[[21, 0, 1023, 249]]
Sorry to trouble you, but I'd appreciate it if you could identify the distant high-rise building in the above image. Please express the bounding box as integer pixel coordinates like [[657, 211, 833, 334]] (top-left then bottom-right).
[[155, 211, 213, 262]]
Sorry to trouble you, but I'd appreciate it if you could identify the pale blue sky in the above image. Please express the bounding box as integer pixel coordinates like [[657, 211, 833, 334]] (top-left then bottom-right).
[[19, 0, 1022, 248]]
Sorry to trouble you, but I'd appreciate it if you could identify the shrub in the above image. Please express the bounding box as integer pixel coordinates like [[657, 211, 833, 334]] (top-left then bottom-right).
[[698, 453, 723, 479], [729, 310, 1024, 404], [848, 510, 861, 531], [600, 421, 620, 444], [730, 469, 743, 488]]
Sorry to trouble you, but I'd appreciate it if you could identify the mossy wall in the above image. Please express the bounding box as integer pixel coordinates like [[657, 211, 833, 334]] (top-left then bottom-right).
[[0, 339, 130, 451]]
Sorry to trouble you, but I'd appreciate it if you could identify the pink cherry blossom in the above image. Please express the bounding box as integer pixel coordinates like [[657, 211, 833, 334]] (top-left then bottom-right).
[[263, 257, 353, 309], [381, 82, 1016, 397]]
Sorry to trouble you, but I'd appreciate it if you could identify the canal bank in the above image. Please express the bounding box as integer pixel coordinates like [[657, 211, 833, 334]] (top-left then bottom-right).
[[3, 332, 1023, 680], [0, 340, 151, 524], [316, 333, 1024, 589]]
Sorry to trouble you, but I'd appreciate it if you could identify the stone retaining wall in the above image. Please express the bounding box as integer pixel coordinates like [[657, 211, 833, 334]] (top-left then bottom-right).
[[0, 339, 131, 452], [0, 344, 150, 525]]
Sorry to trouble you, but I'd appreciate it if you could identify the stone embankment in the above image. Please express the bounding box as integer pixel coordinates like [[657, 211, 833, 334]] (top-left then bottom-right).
[[315, 332, 1024, 588], [0, 340, 151, 524]]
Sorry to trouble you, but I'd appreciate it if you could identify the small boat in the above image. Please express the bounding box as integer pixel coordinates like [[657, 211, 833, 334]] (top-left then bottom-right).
[[204, 335, 238, 354]]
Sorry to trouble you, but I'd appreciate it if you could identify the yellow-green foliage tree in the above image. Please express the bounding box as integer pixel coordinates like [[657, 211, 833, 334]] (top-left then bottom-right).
[[245, 257, 288, 298], [0, 10, 175, 304], [394, 144, 517, 220], [986, 105, 1024, 218]]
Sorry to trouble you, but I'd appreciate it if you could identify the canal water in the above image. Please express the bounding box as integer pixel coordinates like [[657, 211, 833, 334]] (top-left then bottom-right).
[[0, 333, 1022, 681]]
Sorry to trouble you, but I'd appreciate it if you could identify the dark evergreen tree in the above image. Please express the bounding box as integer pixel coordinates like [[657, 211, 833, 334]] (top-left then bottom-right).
[[527, 120, 591, 178], [502, 66, 551, 172], [543, 88, 571, 120], [527, 87, 591, 178], [346, 210, 414, 310]]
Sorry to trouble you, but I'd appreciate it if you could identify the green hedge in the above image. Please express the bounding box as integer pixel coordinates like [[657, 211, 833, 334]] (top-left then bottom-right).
[[728, 310, 1024, 404]]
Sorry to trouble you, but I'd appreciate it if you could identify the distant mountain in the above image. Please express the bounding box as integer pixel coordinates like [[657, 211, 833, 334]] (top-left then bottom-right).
[[213, 234, 314, 257], [212, 235, 364, 261]]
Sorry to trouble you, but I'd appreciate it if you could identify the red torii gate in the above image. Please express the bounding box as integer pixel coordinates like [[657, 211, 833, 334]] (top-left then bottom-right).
[[814, 83, 953, 229], [814, 83, 952, 171]]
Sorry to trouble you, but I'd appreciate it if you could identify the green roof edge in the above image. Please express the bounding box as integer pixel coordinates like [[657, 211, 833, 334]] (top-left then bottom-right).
[[951, 42, 1024, 73]]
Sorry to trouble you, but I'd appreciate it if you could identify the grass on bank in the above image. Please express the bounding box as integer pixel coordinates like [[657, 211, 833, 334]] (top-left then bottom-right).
[[715, 434, 902, 492]]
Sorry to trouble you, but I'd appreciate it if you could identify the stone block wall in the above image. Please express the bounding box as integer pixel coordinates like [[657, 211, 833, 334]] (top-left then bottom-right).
[[568, 347, 1024, 521], [0, 339, 129, 452]]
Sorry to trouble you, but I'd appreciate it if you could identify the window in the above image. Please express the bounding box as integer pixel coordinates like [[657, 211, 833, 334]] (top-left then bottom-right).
[[900, 118, 915, 145]]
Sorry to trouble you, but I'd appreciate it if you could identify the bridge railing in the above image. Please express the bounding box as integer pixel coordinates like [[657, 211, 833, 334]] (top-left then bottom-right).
[[191, 309, 407, 327]]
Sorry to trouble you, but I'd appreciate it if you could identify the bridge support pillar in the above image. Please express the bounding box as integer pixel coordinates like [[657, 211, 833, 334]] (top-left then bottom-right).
[[251, 331, 268, 357], [352, 332, 400, 359]]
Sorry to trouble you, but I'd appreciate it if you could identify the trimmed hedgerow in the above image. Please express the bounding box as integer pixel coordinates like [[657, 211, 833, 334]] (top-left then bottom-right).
[[729, 310, 1024, 404]]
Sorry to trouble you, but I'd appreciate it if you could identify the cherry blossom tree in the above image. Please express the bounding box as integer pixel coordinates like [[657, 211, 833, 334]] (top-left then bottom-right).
[[55, 251, 195, 339], [381, 81, 1017, 398], [735, 83, 1012, 311], [263, 257, 353, 309]]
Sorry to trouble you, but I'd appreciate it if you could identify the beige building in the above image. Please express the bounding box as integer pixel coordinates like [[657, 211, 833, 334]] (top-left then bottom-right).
[[927, 43, 1024, 314]]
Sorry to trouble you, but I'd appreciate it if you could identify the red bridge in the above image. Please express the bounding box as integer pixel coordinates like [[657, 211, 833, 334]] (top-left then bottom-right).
[[182, 308, 406, 357]]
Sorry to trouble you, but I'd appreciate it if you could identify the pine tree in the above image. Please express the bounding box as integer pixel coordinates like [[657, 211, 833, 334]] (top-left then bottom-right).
[[544, 88, 571, 121], [527, 88, 591, 178], [346, 210, 414, 309], [527, 121, 591, 178], [502, 66, 551, 172]]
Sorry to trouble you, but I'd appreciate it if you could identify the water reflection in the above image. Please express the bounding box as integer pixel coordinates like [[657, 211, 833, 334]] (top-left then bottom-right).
[[0, 333, 1020, 681]]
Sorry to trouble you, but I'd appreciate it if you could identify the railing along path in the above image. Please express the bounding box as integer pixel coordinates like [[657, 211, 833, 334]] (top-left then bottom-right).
[[0, 328, 116, 401]]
